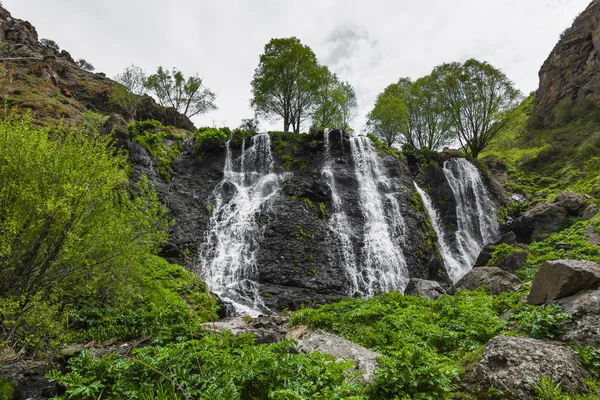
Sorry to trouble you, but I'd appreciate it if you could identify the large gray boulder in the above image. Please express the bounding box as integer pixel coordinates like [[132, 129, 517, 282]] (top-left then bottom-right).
[[527, 260, 600, 305], [288, 327, 381, 382], [558, 289, 600, 348], [454, 267, 521, 295], [472, 336, 589, 399], [404, 278, 446, 300]]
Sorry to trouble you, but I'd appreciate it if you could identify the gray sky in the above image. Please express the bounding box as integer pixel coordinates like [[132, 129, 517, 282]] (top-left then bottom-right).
[[4, 0, 591, 132]]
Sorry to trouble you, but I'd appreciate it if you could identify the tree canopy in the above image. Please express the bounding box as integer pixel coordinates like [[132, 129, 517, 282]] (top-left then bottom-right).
[[251, 37, 324, 133], [366, 83, 407, 146], [313, 72, 358, 132], [146, 66, 217, 119], [433, 59, 521, 158]]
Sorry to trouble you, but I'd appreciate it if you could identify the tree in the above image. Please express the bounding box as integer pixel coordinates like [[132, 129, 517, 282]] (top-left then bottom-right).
[[433, 59, 521, 158], [112, 64, 147, 122], [146, 66, 217, 119], [403, 76, 453, 150], [239, 117, 260, 134], [251, 37, 323, 133], [75, 58, 95, 72], [39, 38, 59, 52], [312, 72, 358, 131], [366, 84, 407, 146]]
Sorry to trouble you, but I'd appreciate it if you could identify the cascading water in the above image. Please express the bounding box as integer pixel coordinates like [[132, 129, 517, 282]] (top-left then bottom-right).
[[198, 133, 286, 316], [321, 131, 360, 296], [413, 182, 465, 282], [442, 158, 499, 276], [348, 136, 409, 294]]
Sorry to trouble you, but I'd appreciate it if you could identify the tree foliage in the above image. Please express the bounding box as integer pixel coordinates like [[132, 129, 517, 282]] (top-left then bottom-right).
[[75, 58, 95, 72], [251, 37, 324, 133], [112, 64, 147, 122], [146, 66, 217, 119], [366, 83, 407, 146], [433, 59, 521, 158], [313, 72, 358, 131], [0, 114, 169, 309]]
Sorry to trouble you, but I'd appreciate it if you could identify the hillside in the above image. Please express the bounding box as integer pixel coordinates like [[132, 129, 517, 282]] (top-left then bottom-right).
[[0, 2, 600, 400]]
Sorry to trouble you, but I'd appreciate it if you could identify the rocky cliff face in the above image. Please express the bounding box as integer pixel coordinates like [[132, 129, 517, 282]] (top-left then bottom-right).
[[134, 130, 502, 312], [535, 0, 600, 124]]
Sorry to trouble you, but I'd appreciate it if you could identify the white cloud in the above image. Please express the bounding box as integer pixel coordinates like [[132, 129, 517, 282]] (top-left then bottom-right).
[[3, 0, 591, 131]]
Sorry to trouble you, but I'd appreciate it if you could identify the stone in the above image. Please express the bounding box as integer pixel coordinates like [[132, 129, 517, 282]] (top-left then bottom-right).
[[474, 232, 520, 268], [404, 279, 446, 300], [527, 259, 600, 305], [582, 203, 599, 220], [587, 224, 600, 246], [493, 250, 529, 273], [525, 202, 568, 233], [454, 267, 521, 295], [554, 191, 588, 216], [471, 336, 589, 399], [289, 328, 381, 382], [558, 289, 600, 348]]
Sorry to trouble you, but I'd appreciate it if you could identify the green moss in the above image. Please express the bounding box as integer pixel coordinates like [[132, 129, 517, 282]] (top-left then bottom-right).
[[205, 202, 213, 215], [128, 120, 181, 182], [487, 243, 524, 266]]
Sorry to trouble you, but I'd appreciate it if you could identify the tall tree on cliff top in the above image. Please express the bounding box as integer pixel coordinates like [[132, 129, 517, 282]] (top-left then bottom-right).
[[146, 66, 217, 119], [433, 59, 521, 158], [366, 82, 407, 146], [251, 37, 323, 133], [313, 72, 358, 131], [112, 64, 147, 122]]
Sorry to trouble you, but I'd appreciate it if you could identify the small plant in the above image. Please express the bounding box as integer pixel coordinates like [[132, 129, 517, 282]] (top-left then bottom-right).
[[510, 303, 570, 339], [205, 202, 213, 215], [0, 377, 13, 400], [574, 346, 600, 378], [39, 38, 60, 52], [533, 376, 565, 400]]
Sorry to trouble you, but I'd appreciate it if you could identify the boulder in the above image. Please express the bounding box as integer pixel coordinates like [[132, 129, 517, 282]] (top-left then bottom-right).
[[525, 202, 568, 234], [288, 327, 381, 382], [527, 260, 600, 305], [582, 204, 599, 221], [554, 191, 588, 216], [558, 289, 600, 348], [454, 267, 521, 295], [474, 232, 519, 267], [493, 250, 529, 273], [404, 279, 446, 300], [587, 224, 600, 246], [472, 336, 589, 399]]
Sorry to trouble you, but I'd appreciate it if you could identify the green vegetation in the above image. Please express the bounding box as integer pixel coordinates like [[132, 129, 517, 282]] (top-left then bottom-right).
[[112, 64, 147, 121], [146, 66, 217, 119], [127, 119, 183, 181], [48, 332, 365, 400], [486, 243, 524, 266], [0, 377, 12, 400], [0, 113, 218, 357]]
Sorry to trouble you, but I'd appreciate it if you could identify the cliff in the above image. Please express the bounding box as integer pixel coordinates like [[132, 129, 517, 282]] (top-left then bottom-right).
[[535, 0, 600, 124]]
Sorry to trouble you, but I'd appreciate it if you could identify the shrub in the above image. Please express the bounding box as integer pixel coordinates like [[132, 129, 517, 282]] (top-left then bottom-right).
[[75, 58, 95, 72], [487, 243, 523, 266], [194, 127, 228, 144], [510, 303, 570, 339]]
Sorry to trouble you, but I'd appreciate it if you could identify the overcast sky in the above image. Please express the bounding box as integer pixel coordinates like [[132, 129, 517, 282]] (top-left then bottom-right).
[[4, 0, 591, 132]]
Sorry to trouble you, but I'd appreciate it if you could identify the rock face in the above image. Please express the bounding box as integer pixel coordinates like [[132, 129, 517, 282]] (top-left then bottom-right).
[[474, 232, 528, 273], [535, 0, 600, 124], [288, 328, 382, 382], [472, 336, 589, 399], [454, 267, 521, 295], [527, 259, 600, 305], [404, 279, 447, 300], [503, 191, 591, 243], [200, 315, 288, 344], [559, 289, 600, 348]]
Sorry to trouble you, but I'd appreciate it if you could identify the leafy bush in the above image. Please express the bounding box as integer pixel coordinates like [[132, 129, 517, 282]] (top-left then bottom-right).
[[75, 58, 95, 72], [487, 243, 523, 266], [510, 303, 570, 339], [194, 127, 228, 145], [48, 333, 366, 400], [39, 38, 59, 52], [574, 346, 600, 379], [127, 120, 181, 181], [0, 114, 169, 311]]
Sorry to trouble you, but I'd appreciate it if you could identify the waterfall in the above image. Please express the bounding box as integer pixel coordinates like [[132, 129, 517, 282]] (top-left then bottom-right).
[[442, 158, 499, 275], [198, 133, 286, 316], [348, 136, 409, 294], [413, 182, 465, 282]]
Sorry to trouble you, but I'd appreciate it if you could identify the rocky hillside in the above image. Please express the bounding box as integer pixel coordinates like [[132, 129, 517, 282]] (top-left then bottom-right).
[[0, 6, 193, 130], [535, 0, 600, 124]]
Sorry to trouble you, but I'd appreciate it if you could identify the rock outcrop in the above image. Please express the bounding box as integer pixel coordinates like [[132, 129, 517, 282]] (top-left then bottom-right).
[[404, 279, 447, 300], [471, 335, 589, 399], [287, 327, 381, 382], [558, 289, 600, 348], [454, 267, 521, 295], [535, 0, 600, 124], [527, 259, 600, 305]]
